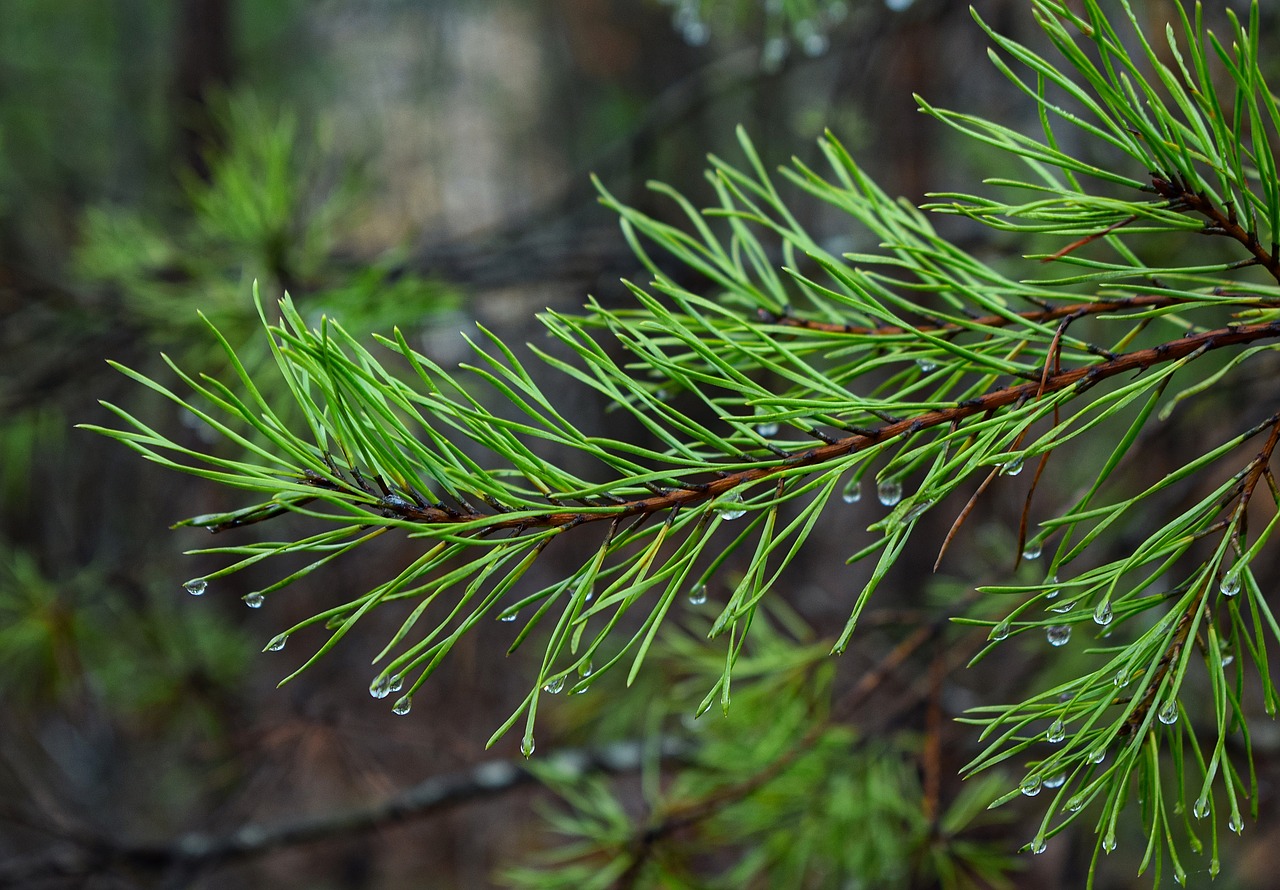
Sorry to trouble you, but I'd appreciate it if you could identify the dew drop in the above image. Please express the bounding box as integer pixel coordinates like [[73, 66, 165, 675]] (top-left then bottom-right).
[[520, 734, 535, 758], [761, 36, 789, 71], [801, 30, 829, 56], [542, 676, 565, 695], [1020, 775, 1042, 797], [579, 660, 594, 677], [754, 410, 779, 438], [266, 633, 288, 652], [1157, 701, 1179, 725], [1067, 794, 1085, 812], [1221, 651, 1235, 667], [841, 479, 863, 504], [903, 499, 932, 522], [1114, 669, 1130, 688], [1102, 833, 1117, 853], [876, 479, 902, 507], [1229, 811, 1244, 834], [989, 619, 1011, 642], [715, 492, 747, 520], [1046, 719, 1066, 744], [1210, 858, 1221, 877], [183, 578, 208, 597], [1193, 796, 1210, 819], [1044, 773, 1066, 789], [388, 674, 404, 693], [392, 695, 412, 716], [1050, 600, 1075, 614], [885, 0, 915, 11], [1088, 747, 1106, 764], [1045, 576, 1060, 599], [1000, 455, 1025, 477], [1173, 869, 1186, 886], [1093, 601, 1113, 626], [1046, 624, 1071, 647], [681, 20, 710, 45], [1031, 837, 1047, 855], [369, 675, 391, 699], [1221, 568, 1241, 597], [500, 610, 519, 623], [915, 357, 937, 373], [1022, 541, 1042, 560], [688, 582, 708, 606], [243, 593, 265, 609]]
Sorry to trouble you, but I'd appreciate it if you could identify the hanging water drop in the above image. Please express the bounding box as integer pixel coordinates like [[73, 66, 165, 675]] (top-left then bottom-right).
[[266, 633, 288, 652], [754, 410, 779, 438], [369, 675, 391, 699], [243, 593, 265, 609], [1102, 833, 1117, 853], [389, 674, 404, 693], [392, 695, 412, 716], [885, 0, 915, 11], [841, 479, 863, 504], [1229, 811, 1244, 834], [715, 492, 747, 520], [915, 357, 937, 373], [1030, 837, 1047, 855], [1020, 775, 1042, 797], [1050, 600, 1074, 614], [500, 610, 519, 623], [1000, 455, 1025, 477], [579, 660, 594, 677], [876, 479, 902, 507], [989, 619, 1011, 642], [1046, 624, 1071, 647], [1067, 794, 1085, 812], [1093, 601, 1113, 626], [1157, 701, 1179, 725], [1193, 797, 1210, 819], [1088, 747, 1106, 764], [520, 735, 535, 758], [183, 578, 208, 597], [1221, 568, 1241, 597], [542, 676, 565, 695], [1022, 541, 1042, 560], [1114, 668, 1130, 688], [1046, 719, 1066, 744], [688, 582, 708, 606], [1044, 773, 1066, 789], [1045, 576, 1060, 599]]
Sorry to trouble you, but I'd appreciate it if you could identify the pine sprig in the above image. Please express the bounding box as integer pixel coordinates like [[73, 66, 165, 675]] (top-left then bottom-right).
[[86, 1, 1280, 881]]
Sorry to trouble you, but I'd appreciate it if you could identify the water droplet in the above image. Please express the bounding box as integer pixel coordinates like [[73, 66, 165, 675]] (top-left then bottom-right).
[[369, 675, 391, 699], [1157, 701, 1178, 725], [1050, 600, 1075, 614], [688, 582, 708, 606], [761, 36, 789, 71], [1221, 651, 1235, 667], [500, 610, 519, 623], [1031, 837, 1047, 854], [1000, 455, 1025, 477], [266, 633, 288, 652], [754, 410, 779, 437], [183, 578, 208, 596], [1102, 833, 1117, 853], [1044, 773, 1066, 789], [579, 660, 594, 677], [1046, 719, 1066, 744], [1093, 602, 1113, 626], [1022, 541, 1042, 560], [876, 479, 902, 506], [1173, 869, 1186, 886], [989, 619, 1011, 642], [915, 357, 937, 373], [1211, 857, 1221, 877], [520, 734, 535, 758], [1229, 811, 1244, 834], [1221, 568, 1241, 597], [542, 676, 565, 695], [243, 593, 264, 609], [1046, 625, 1071, 647], [1193, 797, 1210, 819], [903, 500, 932, 522], [389, 674, 404, 693], [885, 0, 915, 11], [392, 695, 412, 716], [841, 479, 863, 504], [715, 492, 747, 520], [1088, 747, 1106, 764], [1067, 794, 1085, 812], [1114, 669, 1130, 688], [801, 30, 829, 56], [681, 20, 710, 45], [1020, 775, 1042, 797], [1045, 576, 1060, 599]]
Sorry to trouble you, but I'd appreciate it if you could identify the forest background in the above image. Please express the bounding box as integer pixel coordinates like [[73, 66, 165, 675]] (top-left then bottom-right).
[[4, 1, 1278, 888]]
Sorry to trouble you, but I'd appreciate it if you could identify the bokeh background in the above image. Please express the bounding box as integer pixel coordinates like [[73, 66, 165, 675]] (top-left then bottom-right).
[[3, 1, 1278, 887]]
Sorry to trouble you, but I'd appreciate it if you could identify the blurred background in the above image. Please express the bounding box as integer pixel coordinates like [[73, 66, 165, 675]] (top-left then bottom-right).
[[3, 1, 1277, 887]]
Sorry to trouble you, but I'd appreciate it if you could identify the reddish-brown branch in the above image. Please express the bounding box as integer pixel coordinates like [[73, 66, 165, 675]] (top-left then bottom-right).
[[1151, 173, 1280, 283], [759, 292, 1192, 337]]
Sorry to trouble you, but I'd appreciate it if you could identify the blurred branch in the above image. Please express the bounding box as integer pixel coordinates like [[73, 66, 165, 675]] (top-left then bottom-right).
[[0, 737, 690, 888]]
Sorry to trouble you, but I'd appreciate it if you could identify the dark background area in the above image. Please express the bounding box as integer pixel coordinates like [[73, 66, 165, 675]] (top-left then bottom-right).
[[4, 1, 1279, 887]]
